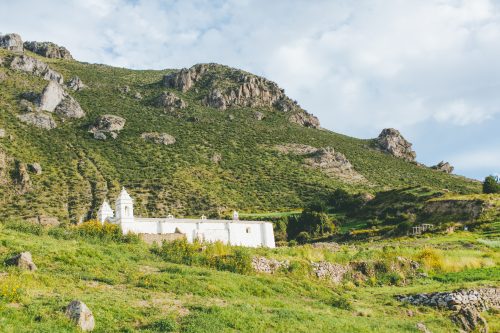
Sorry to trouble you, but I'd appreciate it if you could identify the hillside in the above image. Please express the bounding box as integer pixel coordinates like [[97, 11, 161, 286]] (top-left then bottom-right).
[[0, 35, 480, 224]]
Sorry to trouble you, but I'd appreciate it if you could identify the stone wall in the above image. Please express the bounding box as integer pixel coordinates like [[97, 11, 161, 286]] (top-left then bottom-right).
[[139, 233, 185, 245]]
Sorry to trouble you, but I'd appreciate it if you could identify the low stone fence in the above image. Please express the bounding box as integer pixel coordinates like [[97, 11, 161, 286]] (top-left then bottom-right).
[[251, 256, 289, 274], [139, 233, 185, 245], [396, 288, 499, 332]]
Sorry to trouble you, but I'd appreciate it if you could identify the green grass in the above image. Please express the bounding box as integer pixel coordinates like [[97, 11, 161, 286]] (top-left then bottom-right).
[[0, 48, 481, 223], [1, 222, 498, 332]]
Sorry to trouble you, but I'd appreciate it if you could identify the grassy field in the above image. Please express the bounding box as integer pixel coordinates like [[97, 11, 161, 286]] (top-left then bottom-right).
[[0, 221, 498, 333]]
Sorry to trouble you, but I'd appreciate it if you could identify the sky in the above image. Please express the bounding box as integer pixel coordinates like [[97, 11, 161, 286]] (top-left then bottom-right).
[[1, 0, 499, 180]]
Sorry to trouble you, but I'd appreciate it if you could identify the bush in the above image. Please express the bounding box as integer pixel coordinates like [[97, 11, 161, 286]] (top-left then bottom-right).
[[3, 219, 44, 235], [416, 247, 444, 272], [154, 239, 253, 274], [483, 175, 500, 194], [329, 295, 353, 310], [296, 231, 310, 244]]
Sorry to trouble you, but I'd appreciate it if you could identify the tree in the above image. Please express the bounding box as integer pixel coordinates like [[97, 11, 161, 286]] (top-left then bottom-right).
[[483, 175, 500, 194]]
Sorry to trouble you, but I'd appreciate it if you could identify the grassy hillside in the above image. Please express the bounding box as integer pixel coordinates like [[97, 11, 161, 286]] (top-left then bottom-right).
[[0, 48, 480, 223], [0, 221, 498, 332]]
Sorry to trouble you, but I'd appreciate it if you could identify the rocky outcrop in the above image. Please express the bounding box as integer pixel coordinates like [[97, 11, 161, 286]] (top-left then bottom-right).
[[397, 288, 499, 333], [163, 65, 208, 92], [38, 81, 65, 112], [376, 128, 416, 161], [252, 256, 289, 274], [17, 112, 57, 130], [67, 76, 86, 91], [422, 199, 486, 222], [274, 144, 318, 155], [154, 92, 187, 111], [65, 300, 95, 332], [0, 33, 23, 52], [14, 161, 31, 192], [311, 261, 348, 284], [27, 215, 59, 227], [431, 161, 454, 174], [89, 115, 125, 140], [54, 95, 85, 119], [36, 81, 85, 119], [305, 147, 366, 183], [289, 112, 320, 128], [23, 41, 73, 59], [141, 132, 176, 145], [164, 63, 320, 128], [10, 55, 63, 84], [5, 252, 37, 271]]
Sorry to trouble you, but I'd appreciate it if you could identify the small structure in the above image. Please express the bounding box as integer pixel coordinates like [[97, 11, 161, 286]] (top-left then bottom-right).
[[410, 223, 434, 236], [98, 188, 275, 248]]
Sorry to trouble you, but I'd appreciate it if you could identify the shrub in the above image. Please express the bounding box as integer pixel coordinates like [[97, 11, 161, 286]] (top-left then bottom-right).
[[0, 282, 23, 303], [3, 219, 44, 235], [416, 247, 444, 272], [483, 175, 500, 194], [296, 231, 310, 244], [329, 295, 353, 310]]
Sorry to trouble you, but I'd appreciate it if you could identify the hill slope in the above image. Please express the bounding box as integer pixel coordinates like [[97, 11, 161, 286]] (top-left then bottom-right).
[[0, 42, 480, 223]]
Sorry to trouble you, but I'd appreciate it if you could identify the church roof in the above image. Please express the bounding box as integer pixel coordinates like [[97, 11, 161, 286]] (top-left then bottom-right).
[[116, 187, 133, 202]]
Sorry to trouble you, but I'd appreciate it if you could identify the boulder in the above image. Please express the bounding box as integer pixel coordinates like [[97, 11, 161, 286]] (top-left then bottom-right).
[[154, 92, 187, 111], [10, 55, 64, 84], [376, 128, 416, 161], [210, 152, 222, 164], [254, 111, 264, 120], [416, 322, 431, 333], [65, 300, 95, 332], [311, 261, 348, 284], [141, 132, 176, 145], [0, 128, 5, 138], [67, 76, 86, 91], [14, 161, 31, 192], [23, 41, 73, 60], [431, 161, 454, 174], [5, 252, 37, 271], [134, 92, 142, 100], [0, 33, 24, 52], [38, 81, 66, 112], [289, 111, 320, 128], [452, 306, 488, 333], [252, 256, 290, 274], [28, 162, 42, 175], [54, 95, 85, 119], [17, 112, 57, 130], [89, 115, 125, 139]]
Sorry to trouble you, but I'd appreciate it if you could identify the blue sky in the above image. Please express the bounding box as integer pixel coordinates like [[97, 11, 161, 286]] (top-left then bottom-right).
[[2, 0, 499, 180]]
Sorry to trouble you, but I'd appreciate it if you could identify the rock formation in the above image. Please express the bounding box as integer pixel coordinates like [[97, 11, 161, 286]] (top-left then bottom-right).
[[14, 161, 31, 192], [253, 111, 264, 120], [65, 300, 95, 332], [17, 112, 57, 130], [67, 76, 86, 91], [431, 161, 454, 174], [376, 128, 416, 161], [38, 81, 66, 112], [5, 252, 37, 271], [154, 91, 187, 111], [305, 147, 367, 183], [23, 41, 73, 59], [34, 81, 85, 120], [289, 111, 320, 129], [10, 55, 64, 84], [89, 115, 126, 140], [0, 33, 23, 52], [141, 132, 176, 145], [163, 63, 320, 128]]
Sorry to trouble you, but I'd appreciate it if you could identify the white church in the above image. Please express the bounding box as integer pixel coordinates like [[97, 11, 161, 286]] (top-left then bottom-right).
[[97, 188, 275, 248]]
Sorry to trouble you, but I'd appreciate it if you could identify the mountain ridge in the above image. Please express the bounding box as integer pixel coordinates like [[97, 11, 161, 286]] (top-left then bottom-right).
[[0, 33, 480, 224]]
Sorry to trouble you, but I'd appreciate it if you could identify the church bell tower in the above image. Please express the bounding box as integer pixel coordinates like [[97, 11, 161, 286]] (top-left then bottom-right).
[[115, 187, 134, 223]]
